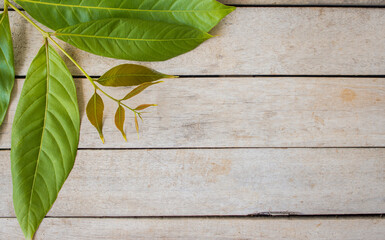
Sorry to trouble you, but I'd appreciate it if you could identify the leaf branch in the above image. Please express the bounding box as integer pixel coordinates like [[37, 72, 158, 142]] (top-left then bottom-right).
[[7, 2, 48, 37], [8, 1, 140, 115]]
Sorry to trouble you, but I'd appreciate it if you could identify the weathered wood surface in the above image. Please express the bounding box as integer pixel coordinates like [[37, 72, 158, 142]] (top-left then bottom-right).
[[1, 2, 384, 240], [1, 77, 384, 148], [6, 8, 385, 76], [2, 218, 385, 239], [1, 149, 384, 216]]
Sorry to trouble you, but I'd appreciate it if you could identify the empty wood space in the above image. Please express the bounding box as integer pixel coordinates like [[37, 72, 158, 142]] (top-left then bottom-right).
[[0, 1, 384, 239], [1, 149, 385, 217]]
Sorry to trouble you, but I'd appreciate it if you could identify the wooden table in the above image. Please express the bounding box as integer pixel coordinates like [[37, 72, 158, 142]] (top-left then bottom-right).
[[1, 0, 385, 239]]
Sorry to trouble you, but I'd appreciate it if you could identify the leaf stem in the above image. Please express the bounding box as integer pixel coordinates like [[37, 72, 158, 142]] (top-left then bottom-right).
[[9, 2, 139, 115], [46, 37, 138, 113], [47, 36, 97, 86], [4, 0, 8, 14], [49, 37, 138, 114], [94, 85, 137, 113], [7, 2, 48, 37]]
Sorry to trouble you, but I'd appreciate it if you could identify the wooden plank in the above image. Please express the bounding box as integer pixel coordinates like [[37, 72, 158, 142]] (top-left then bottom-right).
[[6, 8, 385, 76], [2, 218, 385, 239], [1, 148, 384, 216], [221, 0, 385, 5], [1, 77, 384, 148]]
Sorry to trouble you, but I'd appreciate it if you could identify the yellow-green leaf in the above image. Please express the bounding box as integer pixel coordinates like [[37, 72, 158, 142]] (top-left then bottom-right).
[[86, 93, 104, 143], [134, 114, 139, 136], [122, 81, 162, 101], [97, 64, 175, 87], [135, 104, 157, 111], [115, 105, 127, 141]]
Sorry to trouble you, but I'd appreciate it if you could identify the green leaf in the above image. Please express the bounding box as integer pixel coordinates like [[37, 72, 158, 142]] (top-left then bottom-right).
[[54, 18, 212, 61], [135, 104, 157, 111], [11, 42, 80, 240], [86, 92, 104, 143], [15, 0, 235, 32], [115, 105, 126, 141], [97, 64, 175, 87], [0, 8, 15, 125], [122, 81, 162, 101]]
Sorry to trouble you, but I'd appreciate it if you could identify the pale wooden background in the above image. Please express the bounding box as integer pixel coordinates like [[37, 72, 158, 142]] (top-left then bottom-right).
[[1, 0, 385, 239]]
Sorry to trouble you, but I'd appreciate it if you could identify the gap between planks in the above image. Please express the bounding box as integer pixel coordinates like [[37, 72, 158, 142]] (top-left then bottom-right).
[[11, 75, 385, 79], [1, 214, 384, 219], [2, 147, 385, 152]]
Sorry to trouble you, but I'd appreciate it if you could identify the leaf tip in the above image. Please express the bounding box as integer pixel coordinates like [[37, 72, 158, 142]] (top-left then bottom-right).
[[100, 134, 105, 144], [229, 6, 237, 12], [166, 75, 178, 79]]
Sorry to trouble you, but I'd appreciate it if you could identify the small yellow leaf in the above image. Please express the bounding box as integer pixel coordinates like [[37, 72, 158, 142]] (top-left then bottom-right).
[[134, 114, 139, 138], [86, 92, 104, 143], [122, 81, 162, 101], [114, 105, 127, 142], [135, 104, 157, 111]]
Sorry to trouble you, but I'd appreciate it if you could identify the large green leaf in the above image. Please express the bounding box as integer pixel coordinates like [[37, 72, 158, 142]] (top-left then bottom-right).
[[11, 42, 80, 240], [54, 18, 212, 61], [97, 64, 175, 87], [0, 7, 15, 125], [15, 0, 235, 32]]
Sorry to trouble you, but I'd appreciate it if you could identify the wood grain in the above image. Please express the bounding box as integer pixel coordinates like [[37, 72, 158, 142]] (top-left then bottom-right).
[[5, 8, 385, 76], [1, 77, 384, 148], [1, 2, 384, 239], [1, 148, 384, 217], [2, 217, 385, 239]]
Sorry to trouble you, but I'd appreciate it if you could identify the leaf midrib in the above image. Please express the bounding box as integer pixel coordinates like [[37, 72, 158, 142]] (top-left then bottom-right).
[[93, 94, 101, 134], [17, 0, 230, 13], [99, 74, 166, 81], [55, 32, 211, 42], [26, 42, 50, 233]]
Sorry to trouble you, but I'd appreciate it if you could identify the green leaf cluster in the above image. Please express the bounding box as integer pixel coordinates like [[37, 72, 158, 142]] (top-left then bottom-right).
[[18, 0, 235, 61], [0, 0, 235, 239]]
